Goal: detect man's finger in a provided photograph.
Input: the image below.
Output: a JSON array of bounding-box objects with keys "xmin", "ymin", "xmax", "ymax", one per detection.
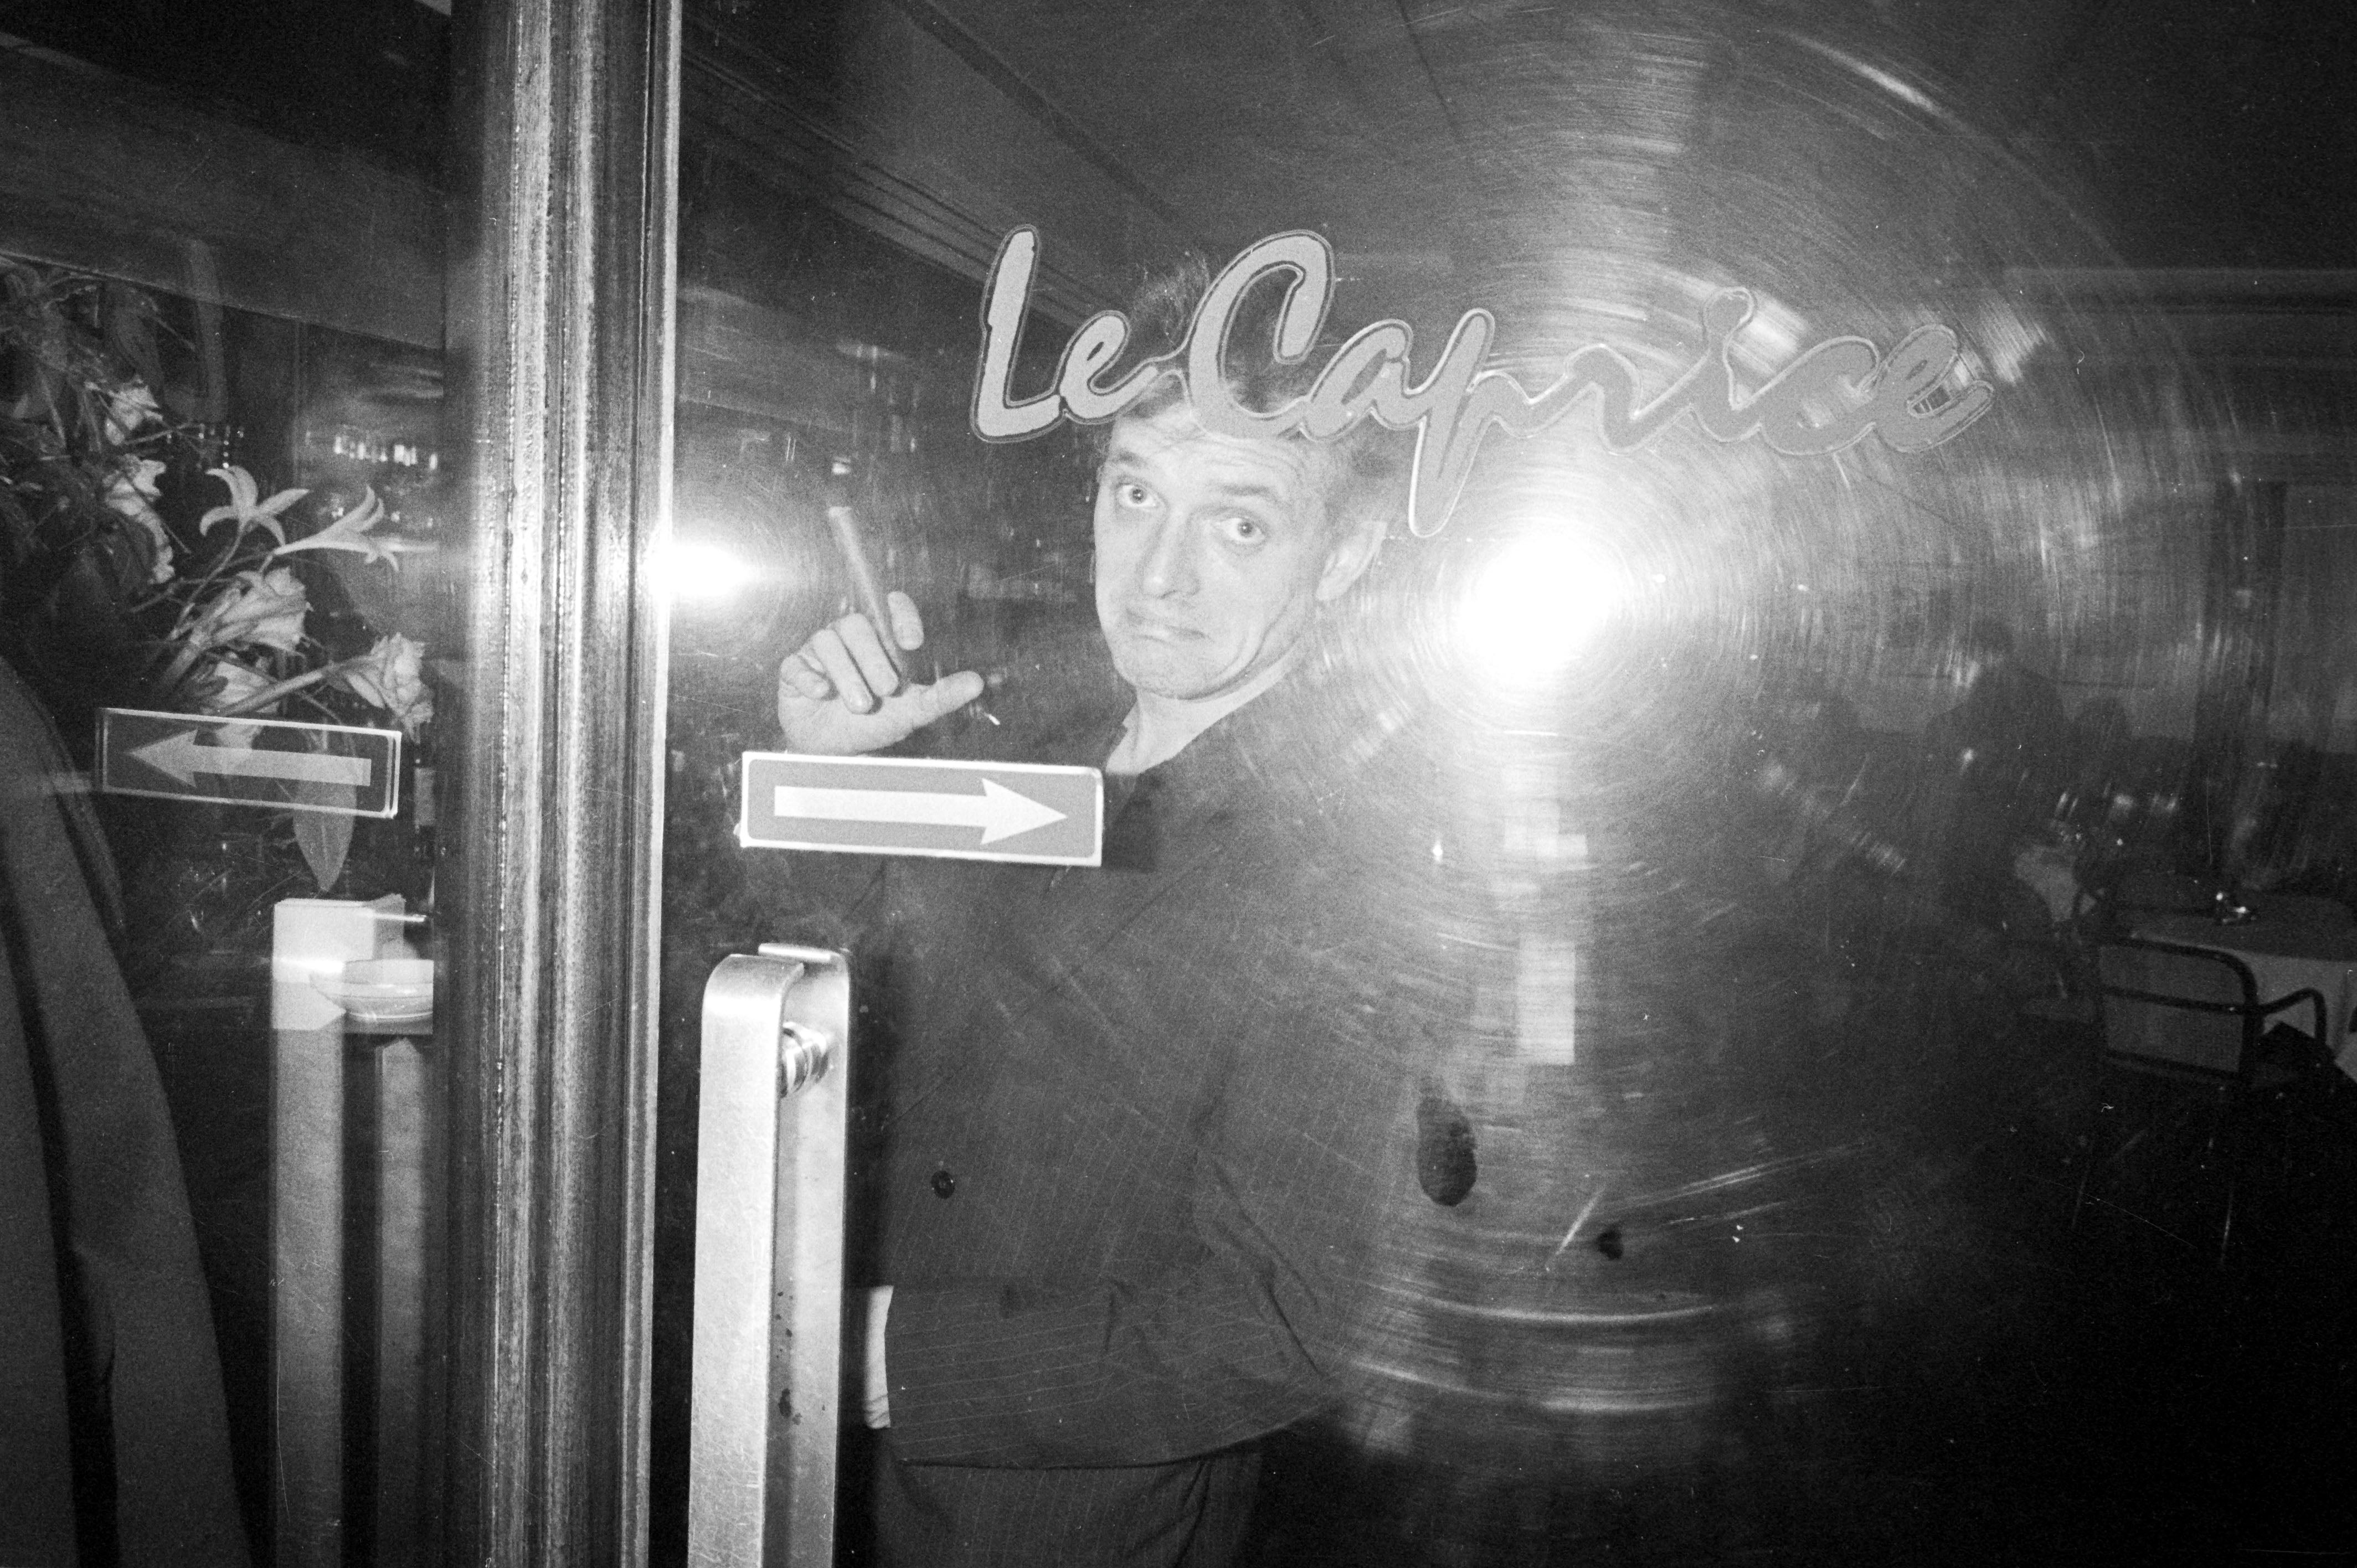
[
  {"xmin": 914, "ymin": 669, "xmax": 986, "ymax": 718},
  {"xmin": 805, "ymin": 626, "xmax": 877, "ymax": 713},
  {"xmin": 886, "ymin": 590, "xmax": 925, "ymax": 652},
  {"xmin": 835, "ymin": 612, "xmax": 904, "ymax": 698},
  {"xmin": 779, "ymin": 653, "xmax": 834, "ymax": 702}
]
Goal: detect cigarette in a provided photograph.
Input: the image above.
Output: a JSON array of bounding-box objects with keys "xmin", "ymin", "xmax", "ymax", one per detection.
[{"xmin": 824, "ymin": 502, "xmax": 904, "ymax": 684}]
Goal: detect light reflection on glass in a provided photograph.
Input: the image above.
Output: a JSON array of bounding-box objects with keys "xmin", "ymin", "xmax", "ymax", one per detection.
[
  {"xmin": 655, "ymin": 535, "xmax": 769, "ymax": 606},
  {"xmin": 1455, "ymin": 530, "xmax": 1628, "ymax": 684}
]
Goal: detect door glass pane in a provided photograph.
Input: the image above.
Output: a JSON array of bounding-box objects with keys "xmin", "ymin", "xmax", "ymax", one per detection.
[
  {"xmin": 2, "ymin": 9, "xmax": 451, "ymax": 1565},
  {"xmin": 656, "ymin": 3, "xmax": 2354, "ymax": 1565}
]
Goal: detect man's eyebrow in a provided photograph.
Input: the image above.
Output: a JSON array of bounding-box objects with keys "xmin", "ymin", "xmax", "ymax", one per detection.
[{"xmin": 1208, "ymin": 479, "xmax": 1289, "ymax": 507}]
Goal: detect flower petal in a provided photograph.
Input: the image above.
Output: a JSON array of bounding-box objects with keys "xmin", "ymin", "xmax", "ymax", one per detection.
[
  {"xmin": 207, "ymin": 465, "xmax": 259, "ymax": 513},
  {"xmin": 274, "ymin": 534, "xmax": 393, "ymax": 565}
]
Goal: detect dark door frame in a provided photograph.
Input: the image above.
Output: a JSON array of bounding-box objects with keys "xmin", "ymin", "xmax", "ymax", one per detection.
[{"xmin": 440, "ymin": 0, "xmax": 680, "ymax": 1560}]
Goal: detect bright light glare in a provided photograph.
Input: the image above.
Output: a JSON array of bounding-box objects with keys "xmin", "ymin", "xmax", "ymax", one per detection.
[
  {"xmin": 653, "ymin": 537, "xmax": 755, "ymax": 606},
  {"xmin": 1455, "ymin": 533, "xmax": 1625, "ymax": 684}
]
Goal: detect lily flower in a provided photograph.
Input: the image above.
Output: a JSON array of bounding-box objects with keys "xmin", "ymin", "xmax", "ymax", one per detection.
[
  {"xmin": 340, "ymin": 632, "xmax": 433, "ymax": 734},
  {"xmin": 197, "ymin": 658, "xmax": 277, "ymax": 716},
  {"xmin": 188, "ymin": 567, "xmax": 310, "ymax": 653},
  {"xmin": 102, "ymin": 456, "xmax": 174, "ymax": 583},
  {"xmin": 200, "ymin": 464, "xmax": 310, "ymax": 545},
  {"xmin": 269, "ymin": 487, "xmax": 418, "ymax": 567},
  {"xmin": 104, "ymin": 380, "xmax": 163, "ymax": 445}
]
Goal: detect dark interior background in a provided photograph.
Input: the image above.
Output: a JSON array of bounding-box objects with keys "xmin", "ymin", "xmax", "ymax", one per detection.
[{"xmin": 4, "ymin": 0, "xmax": 2353, "ymax": 1563}]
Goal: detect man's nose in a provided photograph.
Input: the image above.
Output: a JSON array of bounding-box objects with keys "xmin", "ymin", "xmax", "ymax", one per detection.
[{"xmin": 1136, "ymin": 515, "xmax": 1197, "ymax": 597}]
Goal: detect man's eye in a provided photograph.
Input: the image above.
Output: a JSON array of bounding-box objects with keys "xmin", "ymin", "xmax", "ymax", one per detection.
[
  {"xmin": 1216, "ymin": 514, "xmax": 1265, "ymax": 545},
  {"xmin": 1114, "ymin": 481, "xmax": 1154, "ymax": 509}
]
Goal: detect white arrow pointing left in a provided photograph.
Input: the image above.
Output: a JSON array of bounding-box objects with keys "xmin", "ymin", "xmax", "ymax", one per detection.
[
  {"xmin": 131, "ymin": 731, "xmax": 373, "ymax": 790},
  {"xmin": 773, "ymin": 777, "xmax": 1067, "ymax": 845}
]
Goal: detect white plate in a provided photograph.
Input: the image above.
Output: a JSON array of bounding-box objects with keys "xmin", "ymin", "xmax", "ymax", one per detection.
[{"xmin": 312, "ymin": 958, "xmax": 436, "ymax": 1024}]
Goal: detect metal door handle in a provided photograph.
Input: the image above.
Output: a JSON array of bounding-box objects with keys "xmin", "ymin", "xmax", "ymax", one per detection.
[{"xmin": 688, "ymin": 944, "xmax": 851, "ymax": 1567}]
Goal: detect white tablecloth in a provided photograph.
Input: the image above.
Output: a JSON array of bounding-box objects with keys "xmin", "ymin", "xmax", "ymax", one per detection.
[{"xmin": 2133, "ymin": 914, "xmax": 2357, "ymax": 1085}]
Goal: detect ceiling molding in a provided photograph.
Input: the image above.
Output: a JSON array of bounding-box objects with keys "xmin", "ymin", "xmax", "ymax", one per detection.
[
  {"xmin": 0, "ymin": 37, "xmax": 442, "ymax": 348},
  {"xmin": 878, "ymin": 0, "xmax": 1198, "ymax": 241},
  {"xmin": 685, "ymin": 4, "xmax": 1196, "ymax": 326}
]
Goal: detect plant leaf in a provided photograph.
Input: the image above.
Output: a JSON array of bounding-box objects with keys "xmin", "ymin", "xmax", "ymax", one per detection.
[
  {"xmin": 290, "ymin": 733, "xmax": 356, "ymax": 890},
  {"xmin": 291, "ymin": 806, "xmax": 353, "ymax": 893},
  {"xmin": 100, "ymin": 283, "xmax": 164, "ymax": 391}
]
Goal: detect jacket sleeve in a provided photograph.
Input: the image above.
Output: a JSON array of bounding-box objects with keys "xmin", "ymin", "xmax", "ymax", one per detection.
[
  {"xmin": 880, "ymin": 852, "xmax": 1455, "ymax": 1469},
  {"xmin": 0, "ymin": 659, "xmax": 251, "ymax": 1566}
]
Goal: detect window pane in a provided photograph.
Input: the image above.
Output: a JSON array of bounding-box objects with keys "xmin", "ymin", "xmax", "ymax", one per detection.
[
  {"xmin": 651, "ymin": 3, "xmax": 2355, "ymax": 1565},
  {"xmin": 1, "ymin": 11, "xmax": 453, "ymax": 1564}
]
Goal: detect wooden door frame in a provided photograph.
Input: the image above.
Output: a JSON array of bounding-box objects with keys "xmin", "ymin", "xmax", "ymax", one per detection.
[{"xmin": 440, "ymin": 0, "xmax": 680, "ymax": 1560}]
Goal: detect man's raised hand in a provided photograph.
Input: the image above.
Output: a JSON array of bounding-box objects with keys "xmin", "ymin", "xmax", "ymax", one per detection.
[{"xmin": 776, "ymin": 590, "xmax": 986, "ymax": 755}]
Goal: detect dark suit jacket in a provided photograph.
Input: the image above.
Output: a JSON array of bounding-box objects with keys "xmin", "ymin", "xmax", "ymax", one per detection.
[
  {"xmin": 845, "ymin": 668, "xmax": 1465, "ymax": 1566},
  {"xmin": 0, "ymin": 658, "xmax": 249, "ymax": 1567}
]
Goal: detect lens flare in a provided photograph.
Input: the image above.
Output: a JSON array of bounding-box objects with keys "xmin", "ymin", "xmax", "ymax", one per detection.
[
  {"xmin": 653, "ymin": 537, "xmax": 758, "ymax": 606},
  {"xmin": 1454, "ymin": 532, "xmax": 1628, "ymax": 684}
]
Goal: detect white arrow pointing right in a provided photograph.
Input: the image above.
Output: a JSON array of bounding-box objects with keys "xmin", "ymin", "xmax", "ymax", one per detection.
[{"xmin": 773, "ymin": 777, "xmax": 1067, "ymax": 845}]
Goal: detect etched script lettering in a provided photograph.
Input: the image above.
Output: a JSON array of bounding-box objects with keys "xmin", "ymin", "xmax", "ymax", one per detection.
[{"xmin": 971, "ymin": 226, "xmax": 1994, "ymax": 537}]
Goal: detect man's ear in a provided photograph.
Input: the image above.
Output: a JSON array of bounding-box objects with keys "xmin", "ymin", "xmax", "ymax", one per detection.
[{"xmin": 1315, "ymin": 512, "xmax": 1388, "ymax": 602}]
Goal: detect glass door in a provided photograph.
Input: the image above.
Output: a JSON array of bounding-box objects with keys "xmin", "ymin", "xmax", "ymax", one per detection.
[
  {"xmin": 649, "ymin": 2, "xmax": 2355, "ymax": 1565},
  {"xmin": 1, "ymin": 1, "xmax": 679, "ymax": 1563},
  {"xmin": 8, "ymin": 1, "xmax": 2349, "ymax": 1564},
  {"xmin": 0, "ymin": 8, "xmax": 458, "ymax": 1565}
]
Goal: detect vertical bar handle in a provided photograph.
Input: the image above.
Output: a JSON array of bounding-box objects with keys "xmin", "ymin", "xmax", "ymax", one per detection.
[{"xmin": 688, "ymin": 946, "xmax": 851, "ymax": 1566}]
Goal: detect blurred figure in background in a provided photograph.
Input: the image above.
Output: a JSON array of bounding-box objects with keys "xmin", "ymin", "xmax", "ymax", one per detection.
[
  {"xmin": 2060, "ymin": 696, "xmax": 2133, "ymax": 837},
  {"xmin": 1926, "ymin": 617, "xmax": 2067, "ymax": 933}
]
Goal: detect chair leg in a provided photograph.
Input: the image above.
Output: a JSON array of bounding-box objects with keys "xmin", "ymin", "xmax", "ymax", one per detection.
[
  {"xmin": 2212, "ymin": 1084, "xmax": 2254, "ymax": 1271},
  {"xmin": 2073, "ymin": 1059, "xmax": 2250, "ymax": 1268},
  {"xmin": 2215, "ymin": 1168, "xmax": 2238, "ymax": 1270},
  {"xmin": 2070, "ymin": 1060, "xmax": 2114, "ymax": 1237}
]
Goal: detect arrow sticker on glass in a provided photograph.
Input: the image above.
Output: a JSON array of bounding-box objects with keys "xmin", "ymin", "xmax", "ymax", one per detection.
[
  {"xmin": 98, "ymin": 708, "xmax": 404, "ymax": 817},
  {"xmin": 739, "ymin": 752, "xmax": 1102, "ymax": 865}
]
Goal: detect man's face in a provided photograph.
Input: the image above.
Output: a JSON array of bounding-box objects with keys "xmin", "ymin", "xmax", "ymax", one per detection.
[{"xmin": 1092, "ymin": 404, "xmax": 1371, "ymax": 703}]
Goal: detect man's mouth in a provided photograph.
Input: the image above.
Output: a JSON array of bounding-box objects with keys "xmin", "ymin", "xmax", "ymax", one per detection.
[{"xmin": 1121, "ymin": 610, "xmax": 1199, "ymax": 643}]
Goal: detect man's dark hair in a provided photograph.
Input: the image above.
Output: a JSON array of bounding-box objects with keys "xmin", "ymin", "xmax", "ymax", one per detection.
[{"xmin": 1093, "ymin": 255, "xmax": 1409, "ymax": 538}]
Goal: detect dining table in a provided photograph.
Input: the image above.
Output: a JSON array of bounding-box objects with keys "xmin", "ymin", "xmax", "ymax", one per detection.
[{"xmin": 2130, "ymin": 907, "xmax": 2357, "ymax": 1086}]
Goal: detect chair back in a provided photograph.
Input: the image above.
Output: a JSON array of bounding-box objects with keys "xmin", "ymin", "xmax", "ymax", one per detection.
[
  {"xmin": 2094, "ymin": 940, "xmax": 2261, "ymax": 1079},
  {"xmin": 2242, "ymin": 893, "xmax": 2356, "ymax": 930}
]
